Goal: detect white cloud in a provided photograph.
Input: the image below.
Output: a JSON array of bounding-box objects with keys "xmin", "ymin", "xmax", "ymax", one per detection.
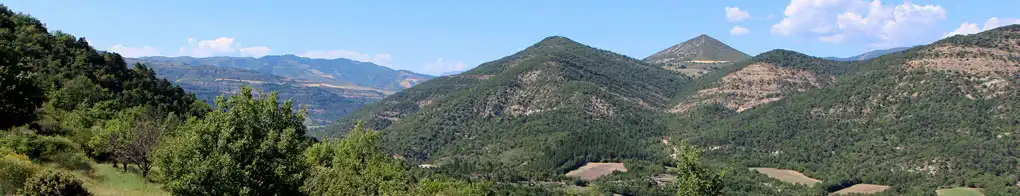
[
  {"xmin": 180, "ymin": 37, "xmax": 239, "ymax": 57},
  {"xmin": 730, "ymin": 26, "xmax": 750, "ymax": 36},
  {"xmin": 239, "ymin": 46, "xmax": 272, "ymax": 57},
  {"xmin": 944, "ymin": 17, "xmax": 1020, "ymax": 38},
  {"xmin": 109, "ymin": 44, "xmax": 161, "ymax": 57},
  {"xmin": 771, "ymin": 0, "xmax": 946, "ymax": 47},
  {"xmin": 725, "ymin": 7, "xmax": 751, "ymax": 22},
  {"xmin": 299, "ymin": 50, "xmax": 394, "ymax": 67},
  {"xmin": 424, "ymin": 57, "xmax": 466, "ymax": 75}
]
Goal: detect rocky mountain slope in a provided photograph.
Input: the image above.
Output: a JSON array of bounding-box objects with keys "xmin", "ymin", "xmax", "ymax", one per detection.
[
  {"xmin": 669, "ymin": 25, "xmax": 1020, "ymax": 194},
  {"xmin": 128, "ymin": 60, "xmax": 386, "ymax": 125}
]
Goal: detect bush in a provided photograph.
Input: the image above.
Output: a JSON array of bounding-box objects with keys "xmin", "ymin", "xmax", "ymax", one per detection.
[
  {"xmin": 28, "ymin": 136, "xmax": 81, "ymax": 159},
  {"xmin": 0, "ymin": 154, "xmax": 40, "ymax": 195},
  {"xmin": 17, "ymin": 170, "xmax": 91, "ymax": 196}
]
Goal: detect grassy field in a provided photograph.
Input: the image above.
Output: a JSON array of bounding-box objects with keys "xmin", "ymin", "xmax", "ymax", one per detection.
[
  {"xmin": 565, "ymin": 162, "xmax": 627, "ymax": 181},
  {"xmin": 749, "ymin": 167, "xmax": 821, "ymax": 186},
  {"xmin": 936, "ymin": 188, "xmax": 984, "ymax": 196},
  {"xmin": 830, "ymin": 184, "xmax": 891, "ymax": 195},
  {"xmin": 74, "ymin": 164, "xmax": 169, "ymax": 196}
]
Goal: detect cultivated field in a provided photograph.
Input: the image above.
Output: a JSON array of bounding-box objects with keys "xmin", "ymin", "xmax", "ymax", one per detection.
[
  {"xmin": 830, "ymin": 184, "xmax": 891, "ymax": 195},
  {"xmin": 749, "ymin": 167, "xmax": 821, "ymax": 186},
  {"xmin": 936, "ymin": 188, "xmax": 984, "ymax": 196},
  {"xmin": 565, "ymin": 162, "xmax": 627, "ymax": 181}
]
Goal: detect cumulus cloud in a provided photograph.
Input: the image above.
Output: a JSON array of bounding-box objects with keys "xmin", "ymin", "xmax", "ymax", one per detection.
[
  {"xmin": 726, "ymin": 7, "xmax": 751, "ymax": 22},
  {"xmin": 109, "ymin": 44, "xmax": 161, "ymax": 57},
  {"xmin": 239, "ymin": 46, "xmax": 272, "ymax": 57},
  {"xmin": 180, "ymin": 37, "xmax": 240, "ymax": 57},
  {"xmin": 299, "ymin": 50, "xmax": 394, "ymax": 67},
  {"xmin": 730, "ymin": 26, "xmax": 750, "ymax": 36},
  {"xmin": 771, "ymin": 0, "xmax": 946, "ymax": 47},
  {"xmin": 424, "ymin": 57, "xmax": 467, "ymax": 75},
  {"xmin": 944, "ymin": 17, "xmax": 1020, "ymax": 38}
]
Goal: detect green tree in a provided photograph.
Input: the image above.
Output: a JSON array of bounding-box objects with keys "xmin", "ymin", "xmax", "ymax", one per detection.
[
  {"xmin": 0, "ymin": 42, "xmax": 43, "ymax": 129},
  {"xmin": 674, "ymin": 141, "xmax": 725, "ymax": 196},
  {"xmin": 302, "ymin": 122, "xmax": 410, "ymax": 196},
  {"xmin": 154, "ymin": 86, "xmax": 309, "ymax": 195}
]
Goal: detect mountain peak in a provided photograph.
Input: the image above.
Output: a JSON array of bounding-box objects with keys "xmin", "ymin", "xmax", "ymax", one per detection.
[
  {"xmin": 644, "ymin": 34, "xmax": 750, "ymax": 64},
  {"xmin": 533, "ymin": 36, "xmax": 580, "ymax": 47}
]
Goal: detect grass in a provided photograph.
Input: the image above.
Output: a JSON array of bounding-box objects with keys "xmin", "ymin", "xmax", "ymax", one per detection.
[
  {"xmin": 565, "ymin": 162, "xmax": 628, "ymax": 181},
  {"xmin": 749, "ymin": 167, "xmax": 821, "ymax": 186},
  {"xmin": 74, "ymin": 163, "xmax": 169, "ymax": 196},
  {"xmin": 830, "ymin": 184, "xmax": 891, "ymax": 195},
  {"xmin": 936, "ymin": 188, "xmax": 984, "ymax": 196}
]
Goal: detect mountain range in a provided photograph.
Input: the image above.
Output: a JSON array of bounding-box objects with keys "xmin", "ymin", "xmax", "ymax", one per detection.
[
  {"xmin": 133, "ymin": 55, "xmax": 433, "ymax": 92},
  {"xmin": 323, "ymin": 26, "xmax": 1020, "ymax": 194},
  {"xmin": 128, "ymin": 55, "xmax": 434, "ymax": 125},
  {"xmin": 824, "ymin": 46, "xmax": 913, "ymax": 61}
]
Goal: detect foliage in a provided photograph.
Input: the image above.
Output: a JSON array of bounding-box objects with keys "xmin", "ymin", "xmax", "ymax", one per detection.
[
  {"xmin": 0, "ymin": 153, "xmax": 39, "ymax": 195},
  {"xmin": 673, "ymin": 142, "xmax": 725, "ymax": 196},
  {"xmin": 17, "ymin": 170, "xmax": 90, "ymax": 196},
  {"xmin": 302, "ymin": 122, "xmax": 411, "ymax": 195},
  {"xmin": 154, "ymin": 86, "xmax": 310, "ymax": 195}
]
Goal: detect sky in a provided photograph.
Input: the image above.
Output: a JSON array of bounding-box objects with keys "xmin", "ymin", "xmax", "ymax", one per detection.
[{"xmin": 5, "ymin": 0, "xmax": 1019, "ymax": 75}]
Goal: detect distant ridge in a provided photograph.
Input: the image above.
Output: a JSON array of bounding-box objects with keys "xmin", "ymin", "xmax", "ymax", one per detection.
[{"xmin": 824, "ymin": 46, "xmax": 913, "ymax": 61}]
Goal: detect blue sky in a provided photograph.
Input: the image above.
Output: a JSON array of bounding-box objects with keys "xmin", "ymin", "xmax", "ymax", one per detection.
[{"xmin": 5, "ymin": 0, "xmax": 1018, "ymax": 75}]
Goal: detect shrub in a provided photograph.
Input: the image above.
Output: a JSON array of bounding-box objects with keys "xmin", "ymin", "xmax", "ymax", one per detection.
[
  {"xmin": 17, "ymin": 170, "xmax": 91, "ymax": 196},
  {"xmin": 0, "ymin": 155, "xmax": 40, "ymax": 195},
  {"xmin": 28, "ymin": 136, "xmax": 81, "ymax": 159}
]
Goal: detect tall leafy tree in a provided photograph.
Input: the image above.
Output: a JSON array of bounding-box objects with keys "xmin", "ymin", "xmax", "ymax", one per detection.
[
  {"xmin": 0, "ymin": 40, "xmax": 43, "ymax": 129},
  {"xmin": 302, "ymin": 122, "xmax": 410, "ymax": 196},
  {"xmin": 154, "ymin": 86, "xmax": 309, "ymax": 195},
  {"xmin": 674, "ymin": 142, "xmax": 725, "ymax": 196}
]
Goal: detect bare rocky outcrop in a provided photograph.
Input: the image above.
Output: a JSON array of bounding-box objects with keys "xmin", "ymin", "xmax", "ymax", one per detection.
[{"xmin": 671, "ymin": 63, "xmax": 826, "ymax": 113}]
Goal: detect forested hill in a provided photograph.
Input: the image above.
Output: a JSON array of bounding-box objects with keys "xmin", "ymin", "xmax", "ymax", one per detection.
[
  {"xmin": 323, "ymin": 36, "xmax": 692, "ymax": 176},
  {"xmin": 132, "ymin": 55, "xmax": 434, "ymax": 91},
  {"xmin": 0, "ymin": 7, "xmax": 203, "ymax": 130},
  {"xmin": 669, "ymin": 24, "xmax": 1020, "ymax": 194}
]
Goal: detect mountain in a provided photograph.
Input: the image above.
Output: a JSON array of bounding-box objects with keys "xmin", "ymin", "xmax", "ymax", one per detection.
[
  {"xmin": 132, "ymin": 55, "xmax": 434, "ymax": 91},
  {"xmin": 322, "ymin": 26, "xmax": 1020, "ymax": 195},
  {"xmin": 126, "ymin": 59, "xmax": 386, "ymax": 125},
  {"xmin": 824, "ymin": 46, "xmax": 913, "ymax": 61},
  {"xmin": 644, "ymin": 34, "xmax": 751, "ymax": 77},
  {"xmin": 667, "ymin": 25, "xmax": 1020, "ymax": 194},
  {"xmin": 323, "ymin": 36, "xmax": 692, "ymax": 176},
  {"xmin": 644, "ymin": 34, "xmax": 751, "ymax": 64}
]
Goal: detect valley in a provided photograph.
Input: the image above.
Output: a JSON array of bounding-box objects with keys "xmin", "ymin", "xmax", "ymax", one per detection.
[{"xmin": 2, "ymin": 2, "xmax": 1019, "ymax": 196}]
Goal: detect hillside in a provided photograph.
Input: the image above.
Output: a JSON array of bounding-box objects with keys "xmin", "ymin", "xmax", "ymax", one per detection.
[
  {"xmin": 132, "ymin": 55, "xmax": 433, "ymax": 91},
  {"xmin": 669, "ymin": 25, "xmax": 1020, "ymax": 194},
  {"xmin": 126, "ymin": 60, "xmax": 386, "ymax": 125},
  {"xmin": 324, "ymin": 36, "xmax": 692, "ymax": 177},
  {"xmin": 644, "ymin": 34, "xmax": 751, "ymax": 77}
]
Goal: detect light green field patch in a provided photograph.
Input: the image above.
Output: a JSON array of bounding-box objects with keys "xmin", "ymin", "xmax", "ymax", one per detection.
[
  {"xmin": 79, "ymin": 164, "xmax": 169, "ymax": 196},
  {"xmin": 936, "ymin": 188, "xmax": 984, "ymax": 196},
  {"xmin": 749, "ymin": 167, "xmax": 821, "ymax": 186}
]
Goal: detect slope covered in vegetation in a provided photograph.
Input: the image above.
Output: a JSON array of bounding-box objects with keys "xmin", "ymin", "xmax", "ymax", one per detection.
[
  {"xmin": 669, "ymin": 25, "xmax": 1020, "ymax": 195},
  {"xmin": 326, "ymin": 36, "xmax": 693, "ymax": 178}
]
